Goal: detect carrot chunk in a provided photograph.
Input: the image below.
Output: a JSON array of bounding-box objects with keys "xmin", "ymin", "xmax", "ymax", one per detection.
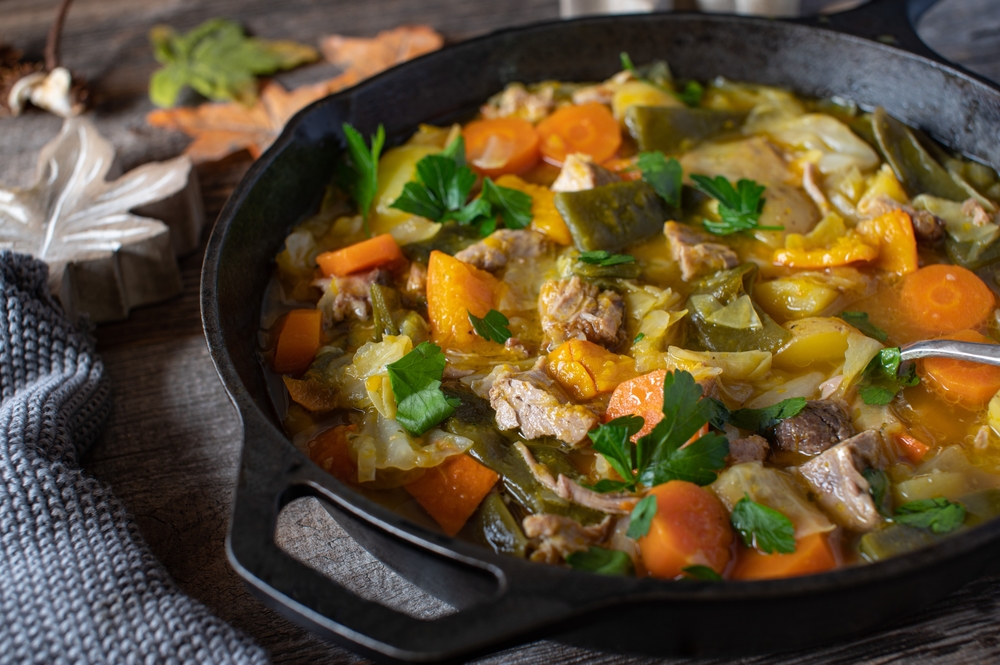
[
  {"xmin": 426, "ymin": 250, "xmax": 504, "ymax": 350},
  {"xmin": 404, "ymin": 454, "xmax": 499, "ymax": 536},
  {"xmin": 899, "ymin": 264, "xmax": 995, "ymax": 335},
  {"xmin": 637, "ymin": 481, "xmax": 733, "ymax": 579},
  {"xmin": 731, "ymin": 533, "xmax": 837, "ymax": 580},
  {"xmin": 894, "ymin": 431, "xmax": 931, "ymax": 464},
  {"xmin": 535, "ymin": 102, "xmax": 621, "ymax": 166},
  {"xmin": 307, "ymin": 425, "xmax": 357, "ymax": 484},
  {"xmin": 316, "ymin": 233, "xmax": 403, "ymax": 277},
  {"xmin": 273, "ymin": 309, "xmax": 322, "ymax": 374},
  {"xmin": 463, "ymin": 117, "xmax": 540, "ymax": 177},
  {"xmin": 920, "ymin": 329, "xmax": 1000, "ymax": 409},
  {"xmin": 606, "ymin": 369, "xmax": 668, "ymax": 439}
]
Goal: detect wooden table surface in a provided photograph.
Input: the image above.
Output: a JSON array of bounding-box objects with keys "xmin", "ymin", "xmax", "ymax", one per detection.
[{"xmin": 4, "ymin": 0, "xmax": 1000, "ymax": 662}]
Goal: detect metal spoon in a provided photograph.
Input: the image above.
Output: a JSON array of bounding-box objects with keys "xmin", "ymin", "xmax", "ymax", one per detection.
[{"xmin": 899, "ymin": 340, "xmax": 1000, "ymax": 366}]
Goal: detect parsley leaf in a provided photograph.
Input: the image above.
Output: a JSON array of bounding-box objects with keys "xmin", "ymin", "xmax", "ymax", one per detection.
[
  {"xmin": 681, "ymin": 565, "xmax": 722, "ymax": 581},
  {"xmin": 895, "ymin": 497, "xmax": 966, "ymax": 534},
  {"xmin": 637, "ymin": 151, "xmax": 683, "ymax": 208},
  {"xmin": 342, "ymin": 123, "xmax": 386, "ymax": 237},
  {"xmin": 626, "ymin": 495, "xmax": 658, "ymax": 539},
  {"xmin": 566, "ymin": 547, "xmax": 635, "ymax": 576},
  {"xmin": 386, "ymin": 342, "xmax": 461, "ymax": 436},
  {"xmin": 148, "ymin": 19, "xmax": 318, "ymax": 107},
  {"xmin": 730, "ymin": 494, "xmax": 796, "ymax": 554},
  {"xmin": 578, "ymin": 250, "xmax": 636, "ymax": 267},
  {"xmin": 858, "ymin": 347, "xmax": 919, "ymax": 406},
  {"xmin": 839, "ymin": 311, "xmax": 888, "ymax": 343},
  {"xmin": 716, "ymin": 397, "xmax": 808, "ymax": 435},
  {"xmin": 588, "ymin": 415, "xmax": 644, "ymax": 492},
  {"xmin": 863, "ymin": 467, "xmax": 892, "ymax": 517},
  {"xmin": 468, "ymin": 309, "xmax": 512, "ymax": 344},
  {"xmin": 481, "ymin": 177, "xmax": 533, "ymax": 230},
  {"xmin": 674, "ymin": 80, "xmax": 705, "ymax": 108},
  {"xmin": 620, "ymin": 51, "xmax": 639, "ymax": 76},
  {"xmin": 638, "ymin": 371, "xmax": 729, "ymax": 487},
  {"xmin": 691, "ymin": 175, "xmax": 780, "ymax": 236}
]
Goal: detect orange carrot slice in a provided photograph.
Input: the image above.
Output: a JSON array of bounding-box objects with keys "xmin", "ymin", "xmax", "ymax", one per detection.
[
  {"xmin": 463, "ymin": 117, "xmax": 540, "ymax": 177},
  {"xmin": 273, "ymin": 309, "xmax": 322, "ymax": 374},
  {"xmin": 316, "ymin": 233, "xmax": 403, "ymax": 277},
  {"xmin": 920, "ymin": 329, "xmax": 1000, "ymax": 408},
  {"xmin": 404, "ymin": 454, "xmax": 499, "ymax": 536},
  {"xmin": 899, "ymin": 264, "xmax": 995, "ymax": 335},
  {"xmin": 536, "ymin": 102, "xmax": 621, "ymax": 166},
  {"xmin": 731, "ymin": 533, "xmax": 837, "ymax": 580},
  {"xmin": 307, "ymin": 425, "xmax": 357, "ymax": 484}
]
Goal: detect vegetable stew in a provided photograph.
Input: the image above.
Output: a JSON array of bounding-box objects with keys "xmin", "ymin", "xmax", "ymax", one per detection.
[{"xmin": 260, "ymin": 58, "xmax": 1000, "ymax": 581}]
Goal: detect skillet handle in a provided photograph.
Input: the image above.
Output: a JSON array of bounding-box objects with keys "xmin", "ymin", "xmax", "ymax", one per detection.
[
  {"xmin": 227, "ymin": 407, "xmax": 587, "ymax": 663},
  {"xmin": 796, "ymin": 0, "xmax": 943, "ymax": 63}
]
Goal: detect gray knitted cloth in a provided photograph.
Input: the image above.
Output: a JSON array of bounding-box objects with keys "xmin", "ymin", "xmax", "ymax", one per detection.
[{"xmin": 0, "ymin": 253, "xmax": 267, "ymax": 664}]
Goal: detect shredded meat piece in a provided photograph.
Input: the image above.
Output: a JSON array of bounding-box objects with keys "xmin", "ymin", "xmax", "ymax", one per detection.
[
  {"xmin": 570, "ymin": 70, "xmax": 633, "ymax": 106},
  {"xmin": 403, "ymin": 261, "xmax": 427, "ymax": 298},
  {"xmin": 772, "ymin": 400, "xmax": 855, "ymax": 456},
  {"xmin": 858, "ymin": 195, "xmax": 946, "ymax": 246},
  {"xmin": 538, "ymin": 276, "xmax": 625, "ymax": 350},
  {"xmin": 516, "ymin": 443, "xmax": 637, "ymax": 514},
  {"xmin": 480, "ymin": 82, "xmax": 554, "ymax": 122},
  {"xmin": 318, "ymin": 268, "xmax": 391, "ymax": 322},
  {"xmin": 726, "ymin": 434, "xmax": 770, "ymax": 465},
  {"xmin": 963, "ymin": 197, "xmax": 995, "ymax": 227},
  {"xmin": 796, "ymin": 429, "xmax": 884, "ymax": 532},
  {"xmin": 487, "ymin": 358, "xmax": 598, "ymax": 445},
  {"xmin": 551, "ymin": 153, "xmax": 620, "ymax": 193},
  {"xmin": 663, "ymin": 221, "xmax": 739, "ymax": 281},
  {"xmin": 523, "ymin": 514, "xmax": 612, "ymax": 564},
  {"xmin": 454, "ymin": 229, "xmax": 551, "ymax": 272}
]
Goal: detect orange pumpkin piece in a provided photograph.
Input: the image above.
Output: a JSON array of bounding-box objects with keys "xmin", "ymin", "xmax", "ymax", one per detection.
[
  {"xmin": 426, "ymin": 250, "xmax": 505, "ymax": 350},
  {"xmin": 494, "ymin": 174, "xmax": 573, "ymax": 245},
  {"xmin": 731, "ymin": 533, "xmax": 837, "ymax": 580},
  {"xmin": 307, "ymin": 425, "xmax": 357, "ymax": 484},
  {"xmin": 404, "ymin": 454, "xmax": 499, "ymax": 536},
  {"xmin": 920, "ymin": 329, "xmax": 1000, "ymax": 409},
  {"xmin": 637, "ymin": 481, "xmax": 733, "ymax": 579},
  {"xmin": 273, "ymin": 309, "xmax": 322, "ymax": 374},
  {"xmin": 855, "ymin": 208, "xmax": 918, "ymax": 275},
  {"xmin": 316, "ymin": 233, "xmax": 403, "ymax": 277},
  {"xmin": 548, "ymin": 339, "xmax": 637, "ymax": 400}
]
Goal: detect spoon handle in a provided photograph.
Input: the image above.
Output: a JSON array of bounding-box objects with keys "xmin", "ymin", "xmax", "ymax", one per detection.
[{"xmin": 899, "ymin": 340, "xmax": 1000, "ymax": 366}]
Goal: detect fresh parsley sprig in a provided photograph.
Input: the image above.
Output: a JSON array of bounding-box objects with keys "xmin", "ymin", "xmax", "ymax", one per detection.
[
  {"xmin": 389, "ymin": 136, "xmax": 532, "ymax": 236},
  {"xmin": 894, "ymin": 497, "xmax": 966, "ymax": 534},
  {"xmin": 578, "ymin": 250, "xmax": 635, "ymax": 267},
  {"xmin": 619, "ymin": 52, "xmax": 703, "ymax": 108},
  {"xmin": 710, "ymin": 397, "xmax": 807, "ymax": 435},
  {"xmin": 342, "ymin": 123, "xmax": 386, "ymax": 237},
  {"xmin": 626, "ymin": 495, "xmax": 658, "ymax": 539},
  {"xmin": 858, "ymin": 347, "xmax": 919, "ymax": 406},
  {"xmin": 730, "ymin": 494, "xmax": 796, "ymax": 554},
  {"xmin": 637, "ymin": 151, "xmax": 683, "ymax": 208},
  {"xmin": 691, "ymin": 174, "xmax": 779, "ymax": 236},
  {"xmin": 566, "ymin": 546, "xmax": 635, "ymax": 576},
  {"xmin": 863, "ymin": 468, "xmax": 892, "ymax": 517},
  {"xmin": 681, "ymin": 565, "xmax": 722, "ymax": 581},
  {"xmin": 468, "ymin": 309, "xmax": 512, "ymax": 344},
  {"xmin": 386, "ymin": 342, "xmax": 461, "ymax": 436},
  {"xmin": 588, "ymin": 371, "xmax": 729, "ymax": 494},
  {"xmin": 839, "ymin": 311, "xmax": 888, "ymax": 343}
]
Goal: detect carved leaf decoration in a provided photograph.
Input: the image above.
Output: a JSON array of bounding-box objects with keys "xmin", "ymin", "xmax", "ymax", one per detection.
[
  {"xmin": 0, "ymin": 116, "xmax": 192, "ymax": 319},
  {"xmin": 146, "ymin": 25, "xmax": 443, "ymax": 165}
]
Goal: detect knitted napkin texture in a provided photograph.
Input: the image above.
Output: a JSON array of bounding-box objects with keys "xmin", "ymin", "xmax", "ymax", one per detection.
[{"xmin": 0, "ymin": 253, "xmax": 267, "ymax": 664}]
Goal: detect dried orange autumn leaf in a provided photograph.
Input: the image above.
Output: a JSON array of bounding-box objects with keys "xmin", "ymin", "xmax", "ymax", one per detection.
[{"xmin": 146, "ymin": 25, "xmax": 443, "ymax": 164}]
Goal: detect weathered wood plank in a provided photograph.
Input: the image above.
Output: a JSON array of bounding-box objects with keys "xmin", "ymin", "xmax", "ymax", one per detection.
[{"xmin": 3, "ymin": 0, "xmax": 1000, "ymax": 663}]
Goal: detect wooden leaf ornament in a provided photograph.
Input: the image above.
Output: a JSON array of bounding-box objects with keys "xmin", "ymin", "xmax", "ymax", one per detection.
[
  {"xmin": 0, "ymin": 116, "xmax": 204, "ymax": 322},
  {"xmin": 320, "ymin": 25, "xmax": 444, "ymax": 78}
]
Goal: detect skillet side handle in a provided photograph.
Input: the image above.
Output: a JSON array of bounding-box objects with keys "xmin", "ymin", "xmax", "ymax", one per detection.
[
  {"xmin": 797, "ymin": 0, "xmax": 943, "ymax": 63},
  {"xmin": 226, "ymin": 407, "xmax": 584, "ymax": 663}
]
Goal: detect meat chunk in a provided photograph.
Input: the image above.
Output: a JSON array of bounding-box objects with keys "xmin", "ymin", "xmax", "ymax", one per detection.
[
  {"xmin": 523, "ymin": 514, "xmax": 612, "ymax": 564},
  {"xmin": 858, "ymin": 195, "xmax": 946, "ymax": 246},
  {"xmin": 796, "ymin": 430, "xmax": 884, "ymax": 532},
  {"xmin": 664, "ymin": 221, "xmax": 739, "ymax": 281},
  {"xmin": 516, "ymin": 443, "xmax": 637, "ymax": 514},
  {"xmin": 403, "ymin": 261, "xmax": 427, "ymax": 299},
  {"xmin": 454, "ymin": 228, "xmax": 551, "ymax": 272},
  {"xmin": 772, "ymin": 400, "xmax": 854, "ymax": 456},
  {"xmin": 487, "ymin": 358, "xmax": 598, "ymax": 445},
  {"xmin": 538, "ymin": 276, "xmax": 625, "ymax": 350},
  {"xmin": 551, "ymin": 153, "xmax": 620, "ymax": 193},
  {"xmin": 726, "ymin": 434, "xmax": 770, "ymax": 465},
  {"xmin": 317, "ymin": 268, "xmax": 391, "ymax": 322},
  {"xmin": 480, "ymin": 82, "xmax": 554, "ymax": 123}
]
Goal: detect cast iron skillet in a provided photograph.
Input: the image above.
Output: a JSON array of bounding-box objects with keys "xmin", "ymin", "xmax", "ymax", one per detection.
[{"xmin": 202, "ymin": 0, "xmax": 1000, "ymax": 661}]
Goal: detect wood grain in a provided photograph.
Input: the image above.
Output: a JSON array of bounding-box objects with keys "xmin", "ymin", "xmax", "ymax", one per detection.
[{"xmin": 2, "ymin": 0, "xmax": 1000, "ymax": 662}]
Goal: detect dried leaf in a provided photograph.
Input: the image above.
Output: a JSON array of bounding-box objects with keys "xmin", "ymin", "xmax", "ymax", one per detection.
[
  {"xmin": 320, "ymin": 25, "xmax": 444, "ymax": 78},
  {"xmin": 149, "ymin": 18, "xmax": 319, "ymax": 108},
  {"xmin": 0, "ymin": 45, "xmax": 43, "ymax": 117},
  {"xmin": 146, "ymin": 25, "xmax": 443, "ymax": 165},
  {"xmin": 0, "ymin": 116, "xmax": 195, "ymax": 320}
]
